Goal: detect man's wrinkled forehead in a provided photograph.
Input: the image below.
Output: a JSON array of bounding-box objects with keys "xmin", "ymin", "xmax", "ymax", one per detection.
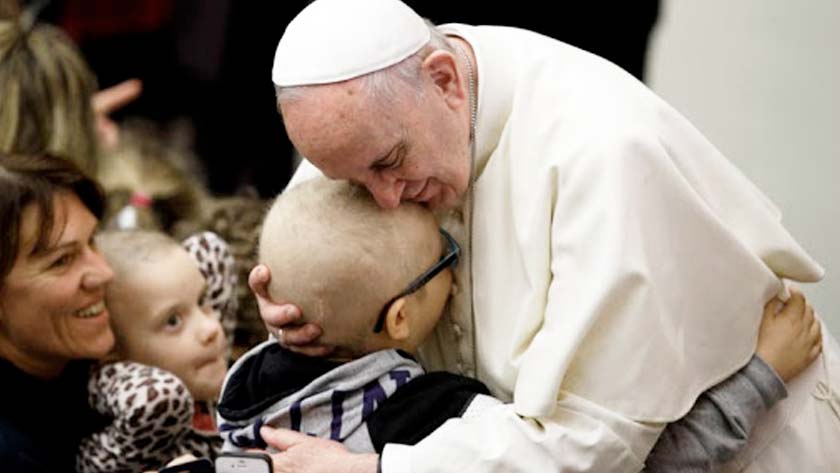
[
  {"xmin": 280, "ymin": 85, "xmax": 358, "ymax": 148},
  {"xmin": 281, "ymin": 88, "xmax": 398, "ymax": 177}
]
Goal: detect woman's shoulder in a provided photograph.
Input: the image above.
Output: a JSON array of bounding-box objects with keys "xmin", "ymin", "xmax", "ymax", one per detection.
[{"xmin": 0, "ymin": 358, "xmax": 102, "ymax": 471}]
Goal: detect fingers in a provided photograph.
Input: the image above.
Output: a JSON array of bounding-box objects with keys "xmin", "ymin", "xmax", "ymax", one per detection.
[
  {"xmin": 260, "ymin": 426, "xmax": 310, "ymax": 451},
  {"xmin": 808, "ymin": 312, "xmax": 822, "ymax": 343},
  {"xmin": 284, "ymin": 340, "xmax": 334, "ymax": 357},
  {"xmin": 281, "ymin": 323, "xmax": 322, "ymax": 345},
  {"xmin": 92, "ymin": 78, "xmax": 143, "ymax": 115},
  {"xmin": 249, "ymin": 264, "xmax": 272, "ymax": 299},
  {"xmin": 277, "ymin": 324, "xmax": 332, "ymax": 356},
  {"xmin": 763, "ymin": 297, "xmax": 784, "ymax": 318},
  {"xmin": 262, "ymin": 304, "xmax": 304, "ymax": 329},
  {"xmin": 810, "ymin": 339, "xmax": 824, "ymax": 361},
  {"xmin": 807, "ymin": 310, "xmax": 823, "ymax": 361},
  {"xmin": 777, "ymin": 290, "xmax": 806, "ymax": 319},
  {"xmin": 248, "ymin": 265, "xmax": 303, "ymax": 327},
  {"xmin": 802, "ymin": 302, "xmax": 815, "ymax": 326},
  {"xmin": 248, "ymin": 264, "xmax": 330, "ymax": 353}
]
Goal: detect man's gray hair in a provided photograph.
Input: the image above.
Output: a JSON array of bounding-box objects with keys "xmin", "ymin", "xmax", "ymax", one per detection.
[{"xmin": 275, "ymin": 21, "xmax": 453, "ymax": 106}]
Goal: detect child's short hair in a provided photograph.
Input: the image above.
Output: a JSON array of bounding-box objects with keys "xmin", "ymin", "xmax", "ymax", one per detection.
[
  {"xmin": 259, "ymin": 177, "xmax": 440, "ymax": 352},
  {"xmin": 96, "ymin": 230, "xmax": 187, "ymax": 355},
  {"xmin": 97, "ymin": 230, "xmax": 183, "ymax": 277}
]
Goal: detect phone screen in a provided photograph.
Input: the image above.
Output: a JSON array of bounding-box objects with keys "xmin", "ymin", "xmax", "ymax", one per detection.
[{"xmin": 215, "ymin": 452, "xmax": 273, "ymax": 473}]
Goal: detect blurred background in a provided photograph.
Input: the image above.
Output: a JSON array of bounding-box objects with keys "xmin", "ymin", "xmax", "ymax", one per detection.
[
  {"xmin": 30, "ymin": 0, "xmax": 838, "ymax": 336},
  {"xmin": 649, "ymin": 0, "xmax": 839, "ymax": 336}
]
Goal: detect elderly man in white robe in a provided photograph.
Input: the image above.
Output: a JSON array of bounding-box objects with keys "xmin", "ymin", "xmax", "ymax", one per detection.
[{"xmin": 247, "ymin": 0, "xmax": 840, "ymax": 471}]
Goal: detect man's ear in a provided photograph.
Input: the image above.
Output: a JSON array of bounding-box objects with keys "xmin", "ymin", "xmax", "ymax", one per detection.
[
  {"xmin": 421, "ymin": 50, "xmax": 466, "ymax": 109},
  {"xmin": 384, "ymin": 297, "xmax": 411, "ymax": 341}
]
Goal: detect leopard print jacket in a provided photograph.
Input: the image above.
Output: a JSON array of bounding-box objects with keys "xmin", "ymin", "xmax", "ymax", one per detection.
[
  {"xmin": 182, "ymin": 231, "xmax": 239, "ymax": 349},
  {"xmin": 76, "ymin": 362, "xmax": 221, "ymax": 473}
]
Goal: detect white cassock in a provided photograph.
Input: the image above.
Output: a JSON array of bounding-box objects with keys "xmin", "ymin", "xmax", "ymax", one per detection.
[{"xmin": 288, "ymin": 23, "xmax": 840, "ymax": 473}]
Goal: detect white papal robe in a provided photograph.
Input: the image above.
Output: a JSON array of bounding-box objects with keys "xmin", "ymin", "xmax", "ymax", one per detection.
[{"xmin": 289, "ymin": 23, "xmax": 839, "ymax": 473}]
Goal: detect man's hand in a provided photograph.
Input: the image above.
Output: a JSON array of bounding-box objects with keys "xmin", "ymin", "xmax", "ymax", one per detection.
[
  {"xmin": 249, "ymin": 264, "xmax": 333, "ymax": 356},
  {"xmin": 756, "ymin": 289, "xmax": 822, "ymax": 383},
  {"xmin": 260, "ymin": 426, "xmax": 378, "ymax": 473}
]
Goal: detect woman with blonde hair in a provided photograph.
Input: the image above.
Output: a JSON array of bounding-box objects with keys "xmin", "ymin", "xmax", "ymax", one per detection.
[{"xmin": 0, "ymin": 0, "xmax": 99, "ymax": 175}]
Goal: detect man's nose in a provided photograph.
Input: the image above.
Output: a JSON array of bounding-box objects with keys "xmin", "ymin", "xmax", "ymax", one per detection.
[{"xmin": 369, "ymin": 179, "xmax": 405, "ymax": 209}]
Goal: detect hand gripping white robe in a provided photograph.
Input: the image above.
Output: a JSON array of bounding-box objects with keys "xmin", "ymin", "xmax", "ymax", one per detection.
[{"xmin": 289, "ymin": 23, "xmax": 839, "ymax": 473}]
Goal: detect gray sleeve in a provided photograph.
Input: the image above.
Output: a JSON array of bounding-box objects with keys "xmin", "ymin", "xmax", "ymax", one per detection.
[{"xmin": 644, "ymin": 355, "xmax": 787, "ymax": 473}]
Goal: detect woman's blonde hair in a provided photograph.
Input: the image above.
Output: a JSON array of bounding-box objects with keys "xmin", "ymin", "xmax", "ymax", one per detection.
[{"xmin": 0, "ymin": 1, "xmax": 99, "ymax": 175}]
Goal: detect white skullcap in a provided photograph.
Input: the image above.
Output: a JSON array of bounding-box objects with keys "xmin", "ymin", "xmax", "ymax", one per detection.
[{"xmin": 272, "ymin": 0, "xmax": 431, "ymax": 87}]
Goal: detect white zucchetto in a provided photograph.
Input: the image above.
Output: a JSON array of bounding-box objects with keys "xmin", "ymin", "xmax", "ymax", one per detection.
[{"xmin": 272, "ymin": 0, "xmax": 430, "ymax": 87}]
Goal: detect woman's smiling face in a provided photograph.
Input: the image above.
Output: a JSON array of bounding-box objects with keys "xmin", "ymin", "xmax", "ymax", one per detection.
[{"xmin": 0, "ymin": 191, "xmax": 115, "ymax": 377}]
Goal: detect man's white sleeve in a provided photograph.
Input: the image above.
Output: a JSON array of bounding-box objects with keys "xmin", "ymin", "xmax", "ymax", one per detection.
[{"xmin": 381, "ymin": 394, "xmax": 662, "ymax": 473}]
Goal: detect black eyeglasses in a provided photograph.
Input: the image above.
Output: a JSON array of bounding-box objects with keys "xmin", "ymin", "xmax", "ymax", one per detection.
[{"xmin": 372, "ymin": 229, "xmax": 460, "ymax": 333}]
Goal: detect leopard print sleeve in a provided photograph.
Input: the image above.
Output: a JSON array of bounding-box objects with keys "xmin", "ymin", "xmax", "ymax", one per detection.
[
  {"xmin": 77, "ymin": 362, "xmax": 195, "ymax": 473},
  {"xmin": 182, "ymin": 231, "xmax": 238, "ymax": 353}
]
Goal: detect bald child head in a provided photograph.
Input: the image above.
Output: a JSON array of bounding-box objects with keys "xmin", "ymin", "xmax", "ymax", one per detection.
[{"xmin": 259, "ymin": 177, "xmax": 451, "ymax": 356}]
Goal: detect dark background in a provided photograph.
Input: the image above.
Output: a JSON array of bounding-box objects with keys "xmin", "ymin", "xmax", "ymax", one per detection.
[{"xmin": 38, "ymin": 0, "xmax": 659, "ymax": 197}]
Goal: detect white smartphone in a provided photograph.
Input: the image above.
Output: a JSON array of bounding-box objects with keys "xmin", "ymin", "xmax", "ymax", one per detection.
[{"xmin": 215, "ymin": 452, "xmax": 273, "ymax": 473}]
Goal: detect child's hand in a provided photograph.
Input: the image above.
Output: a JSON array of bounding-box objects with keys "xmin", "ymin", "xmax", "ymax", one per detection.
[{"xmin": 756, "ymin": 289, "xmax": 822, "ymax": 383}]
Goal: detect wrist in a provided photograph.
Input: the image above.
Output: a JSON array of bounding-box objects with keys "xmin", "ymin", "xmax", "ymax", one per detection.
[
  {"xmin": 749, "ymin": 354, "xmax": 789, "ymax": 406},
  {"xmin": 350, "ymin": 453, "xmax": 379, "ymax": 473},
  {"xmin": 755, "ymin": 350, "xmax": 786, "ymax": 382}
]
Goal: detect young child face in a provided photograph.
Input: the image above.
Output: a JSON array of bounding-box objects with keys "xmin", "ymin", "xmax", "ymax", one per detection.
[{"xmin": 106, "ymin": 246, "xmax": 227, "ymax": 402}]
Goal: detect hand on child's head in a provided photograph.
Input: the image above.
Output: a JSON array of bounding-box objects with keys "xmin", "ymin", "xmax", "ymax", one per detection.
[
  {"xmin": 756, "ymin": 289, "xmax": 822, "ymax": 383},
  {"xmin": 249, "ymin": 264, "xmax": 333, "ymax": 357}
]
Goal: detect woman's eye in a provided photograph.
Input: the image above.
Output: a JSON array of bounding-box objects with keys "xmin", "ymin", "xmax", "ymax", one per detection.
[{"xmin": 50, "ymin": 253, "xmax": 74, "ymax": 269}]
